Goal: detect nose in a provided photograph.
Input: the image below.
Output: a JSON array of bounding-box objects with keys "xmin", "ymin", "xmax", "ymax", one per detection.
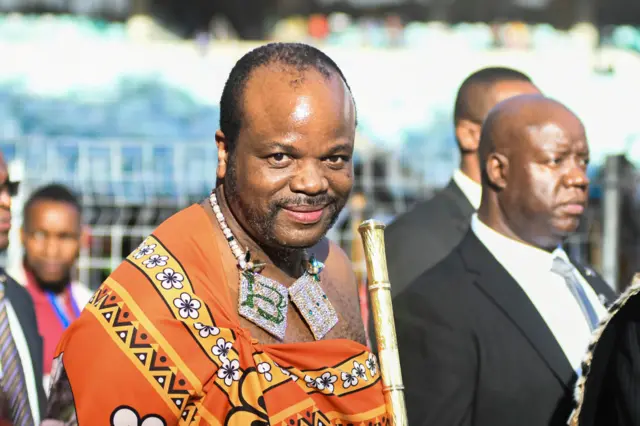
[
  {"xmin": 563, "ymin": 162, "xmax": 590, "ymax": 189},
  {"xmin": 290, "ymin": 160, "xmax": 329, "ymax": 195},
  {"xmin": 44, "ymin": 238, "xmax": 59, "ymax": 258}
]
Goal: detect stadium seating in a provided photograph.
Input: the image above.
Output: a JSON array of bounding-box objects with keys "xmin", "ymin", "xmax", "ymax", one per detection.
[{"xmin": 0, "ymin": 14, "xmax": 639, "ymax": 203}]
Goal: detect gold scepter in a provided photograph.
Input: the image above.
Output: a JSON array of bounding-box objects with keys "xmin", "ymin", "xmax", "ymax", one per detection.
[{"xmin": 358, "ymin": 219, "xmax": 408, "ymax": 426}]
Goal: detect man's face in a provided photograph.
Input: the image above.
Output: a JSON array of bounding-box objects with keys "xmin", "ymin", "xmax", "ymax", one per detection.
[
  {"xmin": 219, "ymin": 67, "xmax": 355, "ymax": 249},
  {"xmin": 0, "ymin": 157, "xmax": 16, "ymax": 251},
  {"xmin": 499, "ymin": 109, "xmax": 590, "ymax": 249},
  {"xmin": 22, "ymin": 200, "xmax": 81, "ymax": 286}
]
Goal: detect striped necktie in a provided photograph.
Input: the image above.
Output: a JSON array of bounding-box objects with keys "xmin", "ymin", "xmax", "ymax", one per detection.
[
  {"xmin": 0, "ymin": 280, "xmax": 34, "ymax": 426},
  {"xmin": 551, "ymin": 257, "xmax": 600, "ymax": 331}
]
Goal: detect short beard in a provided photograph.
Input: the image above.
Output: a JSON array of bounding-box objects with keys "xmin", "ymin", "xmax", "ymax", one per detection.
[
  {"xmin": 24, "ymin": 259, "xmax": 70, "ymax": 294},
  {"xmin": 33, "ymin": 273, "xmax": 70, "ymax": 294}
]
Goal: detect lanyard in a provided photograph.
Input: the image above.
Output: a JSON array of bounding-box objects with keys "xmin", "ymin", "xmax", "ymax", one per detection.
[{"xmin": 46, "ymin": 290, "xmax": 80, "ymax": 329}]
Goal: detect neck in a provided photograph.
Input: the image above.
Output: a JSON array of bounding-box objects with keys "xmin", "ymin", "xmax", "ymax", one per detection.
[
  {"xmin": 477, "ymin": 198, "xmax": 558, "ymax": 253},
  {"xmin": 477, "ymin": 203, "xmax": 522, "ymax": 244},
  {"xmin": 214, "ymin": 186, "xmax": 306, "ymax": 278},
  {"xmin": 459, "ymin": 153, "xmax": 481, "ymax": 184}
]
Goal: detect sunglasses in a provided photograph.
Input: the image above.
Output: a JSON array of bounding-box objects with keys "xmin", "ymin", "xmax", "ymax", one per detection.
[{"xmin": 0, "ymin": 180, "xmax": 19, "ymax": 197}]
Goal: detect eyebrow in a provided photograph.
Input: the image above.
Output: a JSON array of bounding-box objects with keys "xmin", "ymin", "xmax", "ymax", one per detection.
[
  {"xmin": 263, "ymin": 142, "xmax": 353, "ymax": 156},
  {"xmin": 264, "ymin": 142, "xmax": 300, "ymax": 155},
  {"xmin": 325, "ymin": 143, "xmax": 353, "ymax": 155}
]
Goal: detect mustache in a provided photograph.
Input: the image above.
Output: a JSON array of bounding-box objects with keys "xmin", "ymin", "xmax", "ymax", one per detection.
[{"xmin": 274, "ymin": 194, "xmax": 337, "ymax": 208}]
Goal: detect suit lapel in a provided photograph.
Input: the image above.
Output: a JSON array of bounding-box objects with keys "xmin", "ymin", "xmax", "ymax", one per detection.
[
  {"xmin": 442, "ymin": 180, "xmax": 475, "ymax": 233},
  {"xmin": 1, "ymin": 271, "xmax": 42, "ymax": 374},
  {"xmin": 459, "ymin": 233, "xmax": 575, "ymax": 389},
  {"xmin": 0, "ymin": 270, "xmax": 46, "ymax": 416}
]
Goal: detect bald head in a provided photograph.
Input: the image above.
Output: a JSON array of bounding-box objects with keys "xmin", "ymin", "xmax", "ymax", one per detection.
[
  {"xmin": 478, "ymin": 94, "xmax": 590, "ymax": 251},
  {"xmin": 479, "ymin": 95, "xmax": 584, "ymax": 181}
]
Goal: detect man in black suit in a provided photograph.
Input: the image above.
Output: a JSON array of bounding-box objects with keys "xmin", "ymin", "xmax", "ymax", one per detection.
[
  {"xmin": 385, "ymin": 67, "xmax": 541, "ymax": 295},
  {"xmin": 0, "ymin": 152, "xmax": 46, "ymax": 424},
  {"xmin": 394, "ymin": 95, "xmax": 615, "ymax": 426}
]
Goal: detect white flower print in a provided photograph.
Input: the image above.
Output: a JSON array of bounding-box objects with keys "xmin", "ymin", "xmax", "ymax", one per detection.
[
  {"xmin": 173, "ymin": 293, "xmax": 200, "ymax": 319},
  {"xmin": 143, "ymin": 254, "xmax": 169, "ymax": 269},
  {"xmin": 212, "ymin": 338, "xmax": 233, "ymax": 362},
  {"xmin": 280, "ymin": 367, "xmax": 299, "ymax": 382},
  {"xmin": 110, "ymin": 406, "xmax": 166, "ymax": 426},
  {"xmin": 366, "ymin": 353, "xmax": 378, "ymax": 377},
  {"xmin": 217, "ymin": 359, "xmax": 241, "ymax": 387},
  {"xmin": 315, "ymin": 372, "xmax": 337, "ymax": 393},
  {"xmin": 352, "ymin": 361, "xmax": 368, "ymax": 382},
  {"xmin": 194, "ymin": 322, "xmax": 220, "ymax": 338},
  {"xmin": 341, "ymin": 371, "xmax": 358, "ymax": 389},
  {"xmin": 156, "ymin": 268, "xmax": 184, "ymax": 290},
  {"xmin": 134, "ymin": 244, "xmax": 156, "ymax": 259},
  {"xmin": 304, "ymin": 375, "xmax": 318, "ymax": 389},
  {"xmin": 257, "ymin": 362, "xmax": 272, "ymax": 382}
]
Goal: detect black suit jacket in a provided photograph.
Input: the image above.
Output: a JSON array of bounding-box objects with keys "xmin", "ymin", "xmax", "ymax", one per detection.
[
  {"xmin": 1, "ymin": 268, "xmax": 46, "ymax": 418},
  {"xmin": 394, "ymin": 232, "xmax": 614, "ymax": 426},
  {"xmin": 385, "ymin": 179, "xmax": 474, "ymax": 296}
]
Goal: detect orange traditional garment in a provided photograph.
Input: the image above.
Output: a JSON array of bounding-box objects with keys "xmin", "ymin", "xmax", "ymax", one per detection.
[{"xmin": 45, "ymin": 205, "xmax": 389, "ymax": 426}]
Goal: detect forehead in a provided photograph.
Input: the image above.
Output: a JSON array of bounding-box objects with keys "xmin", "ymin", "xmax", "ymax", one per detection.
[
  {"xmin": 240, "ymin": 66, "xmax": 355, "ymax": 143},
  {"xmin": 27, "ymin": 200, "xmax": 79, "ymax": 226},
  {"xmin": 525, "ymin": 109, "xmax": 587, "ymax": 151}
]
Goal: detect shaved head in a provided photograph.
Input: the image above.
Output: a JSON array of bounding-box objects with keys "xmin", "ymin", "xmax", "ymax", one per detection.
[
  {"xmin": 478, "ymin": 94, "xmax": 590, "ymax": 250},
  {"xmin": 453, "ymin": 68, "xmax": 540, "ymax": 183},
  {"xmin": 479, "ymin": 95, "xmax": 579, "ymax": 180},
  {"xmin": 454, "ymin": 67, "xmax": 536, "ymax": 125}
]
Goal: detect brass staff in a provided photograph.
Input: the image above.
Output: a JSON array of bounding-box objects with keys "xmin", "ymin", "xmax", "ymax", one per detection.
[{"xmin": 358, "ymin": 219, "xmax": 407, "ymax": 426}]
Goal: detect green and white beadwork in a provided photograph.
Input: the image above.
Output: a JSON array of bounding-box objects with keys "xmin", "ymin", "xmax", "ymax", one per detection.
[
  {"xmin": 239, "ymin": 270, "xmax": 289, "ymax": 340},
  {"xmin": 209, "ymin": 191, "xmax": 339, "ymax": 341}
]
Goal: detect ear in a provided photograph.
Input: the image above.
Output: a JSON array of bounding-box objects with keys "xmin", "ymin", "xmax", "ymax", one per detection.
[
  {"xmin": 215, "ymin": 129, "xmax": 230, "ymax": 180},
  {"xmin": 19, "ymin": 225, "xmax": 25, "ymax": 246},
  {"xmin": 485, "ymin": 152, "xmax": 509, "ymax": 190},
  {"xmin": 455, "ymin": 119, "xmax": 482, "ymax": 153}
]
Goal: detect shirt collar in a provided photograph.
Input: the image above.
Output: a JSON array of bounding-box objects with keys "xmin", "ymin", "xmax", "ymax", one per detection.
[
  {"xmin": 470, "ymin": 213, "xmax": 567, "ymax": 273},
  {"xmin": 452, "ymin": 169, "xmax": 482, "ymax": 210}
]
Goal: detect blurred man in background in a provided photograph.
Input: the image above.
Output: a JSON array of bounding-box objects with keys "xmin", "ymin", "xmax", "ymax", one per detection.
[
  {"xmin": 0, "ymin": 152, "xmax": 46, "ymax": 424},
  {"xmin": 385, "ymin": 67, "xmax": 541, "ymax": 295},
  {"xmin": 9, "ymin": 184, "xmax": 92, "ymax": 391}
]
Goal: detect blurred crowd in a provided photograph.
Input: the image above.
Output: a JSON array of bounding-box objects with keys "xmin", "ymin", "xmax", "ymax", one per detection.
[{"xmin": 0, "ymin": 13, "xmax": 640, "ymax": 52}]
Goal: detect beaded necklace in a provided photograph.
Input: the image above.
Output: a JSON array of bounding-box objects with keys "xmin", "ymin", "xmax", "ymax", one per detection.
[{"xmin": 209, "ymin": 191, "xmax": 338, "ymax": 341}]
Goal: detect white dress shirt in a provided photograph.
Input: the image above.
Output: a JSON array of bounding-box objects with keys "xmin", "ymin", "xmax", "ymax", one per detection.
[
  {"xmin": 471, "ymin": 214, "xmax": 608, "ymax": 371},
  {"xmin": 2, "ymin": 301, "xmax": 41, "ymax": 424},
  {"xmin": 452, "ymin": 169, "xmax": 482, "ymax": 210}
]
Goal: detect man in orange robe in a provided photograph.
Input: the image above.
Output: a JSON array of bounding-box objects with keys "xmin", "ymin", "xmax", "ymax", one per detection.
[{"xmin": 44, "ymin": 42, "xmax": 388, "ymax": 426}]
